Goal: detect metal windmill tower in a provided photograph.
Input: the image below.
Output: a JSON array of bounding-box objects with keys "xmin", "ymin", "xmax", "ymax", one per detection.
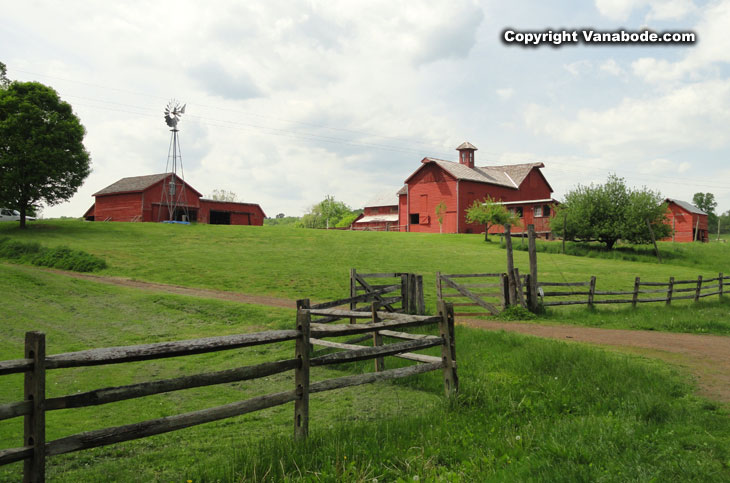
[{"xmin": 158, "ymin": 100, "xmax": 190, "ymax": 222}]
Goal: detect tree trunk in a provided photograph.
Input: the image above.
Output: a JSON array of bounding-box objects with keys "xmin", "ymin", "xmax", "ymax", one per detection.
[
  {"xmin": 19, "ymin": 204, "xmax": 27, "ymax": 229},
  {"xmin": 484, "ymin": 224, "xmax": 489, "ymax": 242}
]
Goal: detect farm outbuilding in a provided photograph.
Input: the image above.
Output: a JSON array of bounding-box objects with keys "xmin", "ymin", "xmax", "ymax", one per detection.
[
  {"xmin": 395, "ymin": 142, "xmax": 558, "ymax": 236},
  {"xmin": 351, "ymin": 190, "xmax": 401, "ymax": 231},
  {"xmin": 661, "ymin": 198, "xmax": 708, "ymax": 243},
  {"xmin": 84, "ymin": 173, "xmax": 265, "ymax": 225}
]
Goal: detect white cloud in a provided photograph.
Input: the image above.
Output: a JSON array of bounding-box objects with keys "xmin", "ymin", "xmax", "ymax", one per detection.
[
  {"xmin": 599, "ymin": 59, "xmax": 625, "ymax": 77},
  {"xmin": 496, "ymin": 87, "xmax": 514, "ymax": 100},
  {"xmin": 594, "ymin": 0, "xmax": 696, "ymax": 21}
]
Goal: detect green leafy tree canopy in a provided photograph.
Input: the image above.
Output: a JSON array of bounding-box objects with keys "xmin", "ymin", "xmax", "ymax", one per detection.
[
  {"xmin": 299, "ymin": 195, "xmax": 354, "ymax": 229},
  {"xmin": 0, "ymin": 81, "xmax": 91, "ymax": 228},
  {"xmin": 551, "ymin": 174, "xmax": 670, "ymax": 249},
  {"xmin": 465, "ymin": 196, "xmax": 519, "ymax": 241},
  {"xmin": 209, "ymin": 189, "xmax": 238, "ymax": 202},
  {"xmin": 693, "ymin": 192, "xmax": 719, "ymax": 233}
]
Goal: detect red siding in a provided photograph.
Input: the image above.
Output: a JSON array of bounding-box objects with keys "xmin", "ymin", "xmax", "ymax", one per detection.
[
  {"xmin": 143, "ymin": 177, "xmax": 201, "ymax": 222},
  {"xmin": 406, "ymin": 164, "xmax": 458, "ymax": 233},
  {"xmin": 399, "ymin": 194, "xmax": 408, "ymax": 229},
  {"xmin": 660, "ymin": 203, "xmax": 709, "ymax": 242},
  {"xmin": 198, "ymin": 200, "xmax": 265, "ymax": 226},
  {"xmin": 94, "ymin": 193, "xmax": 143, "ymax": 221}
]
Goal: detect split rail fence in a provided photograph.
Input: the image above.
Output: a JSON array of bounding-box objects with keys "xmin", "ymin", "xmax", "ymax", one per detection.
[
  {"xmin": 348, "ymin": 269, "xmax": 425, "ymax": 316},
  {"xmin": 539, "ymin": 273, "xmax": 727, "ymax": 307},
  {"xmin": 0, "ymin": 292, "xmax": 454, "ymax": 482}
]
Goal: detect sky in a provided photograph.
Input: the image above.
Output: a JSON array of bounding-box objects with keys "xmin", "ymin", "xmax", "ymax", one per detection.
[{"xmin": 2, "ymin": 0, "xmax": 729, "ymax": 218}]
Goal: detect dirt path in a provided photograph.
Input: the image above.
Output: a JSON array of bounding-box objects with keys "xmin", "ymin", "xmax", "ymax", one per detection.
[
  {"xmin": 46, "ymin": 268, "xmax": 730, "ymax": 403},
  {"xmin": 460, "ymin": 319, "xmax": 730, "ymax": 404}
]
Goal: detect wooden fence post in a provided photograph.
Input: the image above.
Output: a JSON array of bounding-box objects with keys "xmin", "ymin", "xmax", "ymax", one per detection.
[
  {"xmin": 588, "ymin": 276, "xmax": 596, "ymax": 308},
  {"xmin": 294, "ymin": 300, "xmax": 311, "ymax": 440},
  {"xmin": 436, "ymin": 271, "xmax": 443, "ymax": 306},
  {"xmin": 371, "ymin": 303, "xmax": 384, "ymax": 372},
  {"xmin": 525, "ymin": 274, "xmax": 532, "ymax": 309},
  {"xmin": 504, "ymin": 223, "xmax": 516, "ymax": 305},
  {"xmin": 694, "ymin": 275, "xmax": 703, "ymax": 302},
  {"xmin": 632, "ymin": 277, "xmax": 640, "ymax": 308},
  {"xmin": 719, "ymin": 273, "xmax": 724, "ymax": 299},
  {"xmin": 646, "ymin": 218, "xmax": 661, "ymax": 263},
  {"xmin": 24, "ymin": 331, "xmax": 45, "ymax": 483},
  {"xmin": 350, "ymin": 269, "xmax": 357, "ymax": 325},
  {"xmin": 416, "ymin": 275, "xmax": 425, "ymax": 315},
  {"xmin": 400, "ymin": 273, "xmax": 409, "ymax": 313},
  {"xmin": 513, "ymin": 268, "xmax": 526, "ymax": 308},
  {"xmin": 667, "ymin": 276, "xmax": 674, "ymax": 305},
  {"xmin": 501, "ymin": 273, "xmax": 510, "ymax": 309},
  {"xmin": 527, "ymin": 224, "xmax": 538, "ymax": 312},
  {"xmin": 437, "ymin": 301, "xmax": 458, "ymax": 396}
]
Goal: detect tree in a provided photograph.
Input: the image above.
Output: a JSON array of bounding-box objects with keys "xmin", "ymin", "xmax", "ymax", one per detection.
[
  {"xmin": 0, "ymin": 62, "xmax": 9, "ymax": 89},
  {"xmin": 299, "ymin": 195, "xmax": 353, "ymax": 228},
  {"xmin": 693, "ymin": 192, "xmax": 718, "ymax": 233},
  {"xmin": 0, "ymin": 81, "xmax": 91, "ymax": 228},
  {"xmin": 435, "ymin": 201, "xmax": 447, "ymax": 234},
  {"xmin": 209, "ymin": 189, "xmax": 237, "ymax": 202},
  {"xmin": 465, "ymin": 196, "xmax": 519, "ymax": 242},
  {"xmin": 551, "ymin": 174, "xmax": 670, "ymax": 249}
]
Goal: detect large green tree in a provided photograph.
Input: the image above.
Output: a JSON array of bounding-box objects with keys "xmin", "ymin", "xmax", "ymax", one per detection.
[
  {"xmin": 465, "ymin": 196, "xmax": 519, "ymax": 242},
  {"xmin": 551, "ymin": 174, "xmax": 670, "ymax": 249},
  {"xmin": 692, "ymin": 192, "xmax": 718, "ymax": 233},
  {"xmin": 299, "ymin": 195, "xmax": 355, "ymax": 229},
  {"xmin": 0, "ymin": 81, "xmax": 91, "ymax": 228}
]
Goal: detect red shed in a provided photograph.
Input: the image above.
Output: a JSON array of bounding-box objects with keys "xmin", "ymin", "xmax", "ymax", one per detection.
[
  {"xmin": 661, "ymin": 198, "xmax": 708, "ymax": 242},
  {"xmin": 85, "ymin": 173, "xmax": 265, "ymax": 225},
  {"xmin": 351, "ymin": 190, "xmax": 401, "ymax": 231},
  {"xmin": 398, "ymin": 142, "xmax": 557, "ymax": 236}
]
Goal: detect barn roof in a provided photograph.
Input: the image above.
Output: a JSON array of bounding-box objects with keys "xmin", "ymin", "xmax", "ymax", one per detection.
[
  {"xmin": 456, "ymin": 141, "xmax": 478, "ymax": 150},
  {"xmin": 364, "ymin": 189, "xmax": 400, "ymax": 208},
  {"xmin": 410, "ymin": 159, "xmax": 547, "ymax": 190},
  {"xmin": 396, "ymin": 186, "xmax": 407, "ymax": 196},
  {"xmin": 666, "ymin": 198, "xmax": 707, "ymax": 216},
  {"xmin": 355, "ymin": 214, "xmax": 399, "ymax": 223},
  {"xmin": 93, "ymin": 173, "xmax": 202, "ymax": 197}
]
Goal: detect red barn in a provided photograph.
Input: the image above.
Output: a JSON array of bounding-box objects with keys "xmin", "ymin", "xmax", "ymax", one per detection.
[
  {"xmin": 661, "ymin": 198, "xmax": 708, "ymax": 242},
  {"xmin": 351, "ymin": 190, "xmax": 401, "ymax": 231},
  {"xmin": 84, "ymin": 173, "xmax": 265, "ymax": 225},
  {"xmin": 398, "ymin": 142, "xmax": 557, "ymax": 236}
]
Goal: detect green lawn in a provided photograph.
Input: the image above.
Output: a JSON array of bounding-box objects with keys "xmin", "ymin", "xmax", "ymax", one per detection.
[
  {"xmin": 1, "ymin": 264, "xmax": 728, "ymax": 481},
  {"xmin": 2, "ymin": 220, "xmax": 730, "ymax": 334}
]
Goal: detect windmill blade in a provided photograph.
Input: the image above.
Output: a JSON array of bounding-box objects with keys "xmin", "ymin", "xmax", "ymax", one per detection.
[{"xmin": 180, "ymin": 104, "xmax": 186, "ymax": 114}]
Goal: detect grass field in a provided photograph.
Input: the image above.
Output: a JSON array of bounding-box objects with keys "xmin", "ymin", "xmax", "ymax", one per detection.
[
  {"xmin": 1, "ymin": 263, "xmax": 729, "ymax": 481},
  {"xmin": 2, "ymin": 220, "xmax": 729, "ymax": 334}
]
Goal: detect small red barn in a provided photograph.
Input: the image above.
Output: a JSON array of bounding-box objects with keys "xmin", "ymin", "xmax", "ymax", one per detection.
[
  {"xmin": 398, "ymin": 142, "xmax": 557, "ymax": 236},
  {"xmin": 85, "ymin": 173, "xmax": 265, "ymax": 225},
  {"xmin": 351, "ymin": 190, "xmax": 401, "ymax": 231},
  {"xmin": 661, "ymin": 198, "xmax": 708, "ymax": 242}
]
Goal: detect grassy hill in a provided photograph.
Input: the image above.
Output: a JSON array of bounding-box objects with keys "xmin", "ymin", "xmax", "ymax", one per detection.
[
  {"xmin": 1, "ymin": 221, "xmax": 729, "ymax": 481},
  {"xmin": 2, "ymin": 220, "xmax": 730, "ymax": 334}
]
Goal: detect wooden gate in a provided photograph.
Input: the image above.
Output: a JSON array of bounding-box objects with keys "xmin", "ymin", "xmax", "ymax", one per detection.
[
  {"xmin": 349, "ymin": 269, "xmax": 424, "ymax": 315},
  {"xmin": 436, "ymin": 272, "xmax": 504, "ymax": 316}
]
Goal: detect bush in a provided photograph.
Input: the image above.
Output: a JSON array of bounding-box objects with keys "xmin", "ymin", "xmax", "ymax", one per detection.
[
  {"xmin": 498, "ymin": 305, "xmax": 537, "ymax": 321},
  {"xmin": 0, "ymin": 237, "xmax": 107, "ymax": 272}
]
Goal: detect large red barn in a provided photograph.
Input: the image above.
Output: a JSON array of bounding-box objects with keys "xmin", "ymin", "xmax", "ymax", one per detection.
[
  {"xmin": 397, "ymin": 143, "xmax": 557, "ymax": 236},
  {"xmin": 661, "ymin": 198, "xmax": 708, "ymax": 243},
  {"xmin": 84, "ymin": 173, "xmax": 265, "ymax": 225}
]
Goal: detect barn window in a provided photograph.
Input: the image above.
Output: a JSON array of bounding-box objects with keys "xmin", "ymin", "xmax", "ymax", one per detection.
[
  {"xmin": 516, "ymin": 207, "xmax": 523, "ymax": 218},
  {"xmin": 543, "ymin": 205, "xmax": 551, "ymax": 217},
  {"xmin": 534, "ymin": 206, "xmax": 543, "ymax": 217},
  {"xmin": 410, "ymin": 213, "xmax": 420, "ymax": 225}
]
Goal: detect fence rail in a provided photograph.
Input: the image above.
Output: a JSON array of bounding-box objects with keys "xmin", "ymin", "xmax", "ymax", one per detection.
[
  {"xmin": 0, "ymin": 284, "xmax": 455, "ymax": 482},
  {"xmin": 539, "ymin": 273, "xmax": 726, "ymax": 307}
]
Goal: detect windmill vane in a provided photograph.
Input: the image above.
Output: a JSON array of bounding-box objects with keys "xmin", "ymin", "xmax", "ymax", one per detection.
[{"xmin": 164, "ymin": 100, "xmax": 186, "ymax": 128}]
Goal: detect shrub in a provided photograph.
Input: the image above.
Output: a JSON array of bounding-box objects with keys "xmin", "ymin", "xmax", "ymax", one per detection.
[{"xmin": 0, "ymin": 237, "xmax": 106, "ymax": 272}]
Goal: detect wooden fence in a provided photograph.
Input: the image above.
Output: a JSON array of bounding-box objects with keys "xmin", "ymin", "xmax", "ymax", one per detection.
[
  {"xmin": 349, "ymin": 269, "xmax": 424, "ymax": 316},
  {"xmin": 539, "ymin": 273, "xmax": 727, "ymax": 307},
  {"xmin": 0, "ymin": 301, "xmax": 455, "ymax": 481}
]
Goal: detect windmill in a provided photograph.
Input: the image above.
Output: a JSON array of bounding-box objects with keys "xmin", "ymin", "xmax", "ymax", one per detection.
[{"xmin": 158, "ymin": 100, "xmax": 190, "ymax": 222}]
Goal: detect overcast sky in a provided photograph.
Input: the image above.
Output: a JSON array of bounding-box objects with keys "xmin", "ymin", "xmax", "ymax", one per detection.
[{"xmin": 2, "ymin": 0, "xmax": 729, "ymax": 218}]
